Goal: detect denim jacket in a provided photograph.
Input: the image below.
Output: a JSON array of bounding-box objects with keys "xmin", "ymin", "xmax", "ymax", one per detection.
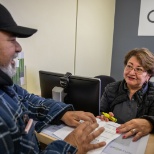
[{"xmin": 0, "ymin": 83, "xmax": 77, "ymax": 154}]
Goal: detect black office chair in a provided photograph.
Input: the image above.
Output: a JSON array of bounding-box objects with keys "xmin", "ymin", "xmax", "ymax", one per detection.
[{"xmin": 95, "ymin": 75, "xmax": 116, "ymax": 96}]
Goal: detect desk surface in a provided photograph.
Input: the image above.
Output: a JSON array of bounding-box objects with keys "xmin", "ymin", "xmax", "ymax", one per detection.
[
  {"xmin": 145, "ymin": 134, "xmax": 154, "ymax": 154},
  {"xmin": 36, "ymin": 132, "xmax": 154, "ymax": 154}
]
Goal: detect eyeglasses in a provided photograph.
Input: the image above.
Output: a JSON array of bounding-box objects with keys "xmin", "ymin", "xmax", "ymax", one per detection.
[{"xmin": 125, "ymin": 64, "xmax": 146, "ymax": 75}]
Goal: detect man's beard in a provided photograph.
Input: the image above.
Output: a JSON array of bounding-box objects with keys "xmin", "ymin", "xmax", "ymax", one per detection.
[
  {"xmin": 0, "ymin": 54, "xmax": 18, "ymax": 78},
  {"xmin": 0, "ymin": 63, "xmax": 17, "ymax": 78}
]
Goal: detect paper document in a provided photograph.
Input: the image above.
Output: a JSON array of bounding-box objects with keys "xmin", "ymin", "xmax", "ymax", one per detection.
[
  {"xmin": 41, "ymin": 124, "xmax": 66, "ymax": 139},
  {"xmin": 40, "ymin": 118, "xmax": 149, "ymax": 154},
  {"xmin": 102, "ymin": 134, "xmax": 149, "ymax": 154},
  {"xmin": 53, "ymin": 118, "xmax": 121, "ymax": 154}
]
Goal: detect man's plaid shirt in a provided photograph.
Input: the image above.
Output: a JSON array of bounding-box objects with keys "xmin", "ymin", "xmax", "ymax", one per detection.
[{"xmin": 0, "ymin": 84, "xmax": 77, "ymax": 154}]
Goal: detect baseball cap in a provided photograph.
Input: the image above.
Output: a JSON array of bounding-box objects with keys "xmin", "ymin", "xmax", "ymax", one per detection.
[{"xmin": 0, "ymin": 4, "xmax": 37, "ymax": 38}]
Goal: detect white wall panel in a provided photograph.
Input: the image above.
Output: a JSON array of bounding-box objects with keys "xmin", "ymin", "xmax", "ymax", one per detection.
[{"xmin": 76, "ymin": 0, "xmax": 115, "ymax": 77}]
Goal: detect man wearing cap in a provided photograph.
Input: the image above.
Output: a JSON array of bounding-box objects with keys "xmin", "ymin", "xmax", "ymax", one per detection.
[{"xmin": 0, "ymin": 4, "xmax": 106, "ymax": 154}]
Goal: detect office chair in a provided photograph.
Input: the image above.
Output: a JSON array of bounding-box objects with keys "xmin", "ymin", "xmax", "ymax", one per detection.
[{"xmin": 95, "ymin": 75, "xmax": 116, "ymax": 96}]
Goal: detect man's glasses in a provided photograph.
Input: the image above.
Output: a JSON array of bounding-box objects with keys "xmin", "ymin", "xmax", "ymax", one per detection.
[{"xmin": 125, "ymin": 64, "xmax": 146, "ymax": 75}]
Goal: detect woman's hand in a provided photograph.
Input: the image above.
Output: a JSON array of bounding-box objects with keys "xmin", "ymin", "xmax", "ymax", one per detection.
[
  {"xmin": 116, "ymin": 118, "xmax": 153, "ymax": 141},
  {"xmin": 64, "ymin": 121, "xmax": 106, "ymax": 154},
  {"xmin": 97, "ymin": 112, "xmax": 114, "ymax": 122},
  {"xmin": 61, "ymin": 111, "xmax": 96, "ymax": 127}
]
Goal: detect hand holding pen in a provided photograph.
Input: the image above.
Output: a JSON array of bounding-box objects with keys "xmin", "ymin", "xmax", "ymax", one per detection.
[{"xmin": 97, "ymin": 112, "xmax": 117, "ymax": 122}]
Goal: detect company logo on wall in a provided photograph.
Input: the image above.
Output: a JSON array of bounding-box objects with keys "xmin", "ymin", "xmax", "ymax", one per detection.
[{"xmin": 138, "ymin": 0, "xmax": 154, "ymax": 36}]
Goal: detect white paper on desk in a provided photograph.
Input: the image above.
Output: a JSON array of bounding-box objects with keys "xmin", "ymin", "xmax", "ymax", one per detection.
[
  {"xmin": 41, "ymin": 124, "xmax": 66, "ymax": 140},
  {"xmin": 102, "ymin": 134, "xmax": 149, "ymax": 154},
  {"xmin": 53, "ymin": 126, "xmax": 74, "ymax": 139},
  {"xmin": 53, "ymin": 119, "xmax": 121, "ymax": 154},
  {"xmin": 87, "ymin": 121, "xmax": 121, "ymax": 154}
]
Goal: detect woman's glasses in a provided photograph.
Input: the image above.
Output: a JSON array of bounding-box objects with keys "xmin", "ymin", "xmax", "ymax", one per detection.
[{"xmin": 125, "ymin": 64, "xmax": 146, "ymax": 75}]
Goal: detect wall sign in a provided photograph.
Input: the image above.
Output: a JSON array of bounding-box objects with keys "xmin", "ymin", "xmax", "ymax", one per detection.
[{"xmin": 138, "ymin": 0, "xmax": 154, "ymax": 36}]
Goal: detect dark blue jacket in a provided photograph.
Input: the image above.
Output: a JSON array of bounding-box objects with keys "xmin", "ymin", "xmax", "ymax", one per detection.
[{"xmin": 0, "ymin": 77, "xmax": 77, "ymax": 153}]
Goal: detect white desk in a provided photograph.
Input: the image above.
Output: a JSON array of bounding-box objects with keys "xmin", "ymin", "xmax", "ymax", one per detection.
[{"xmin": 36, "ymin": 132, "xmax": 154, "ymax": 154}]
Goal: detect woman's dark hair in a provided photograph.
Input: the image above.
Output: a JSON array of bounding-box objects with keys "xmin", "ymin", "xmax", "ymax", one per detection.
[{"xmin": 124, "ymin": 48, "xmax": 154, "ymax": 76}]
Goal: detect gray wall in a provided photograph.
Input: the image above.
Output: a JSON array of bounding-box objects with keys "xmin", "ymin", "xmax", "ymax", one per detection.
[{"xmin": 111, "ymin": 0, "xmax": 154, "ymax": 81}]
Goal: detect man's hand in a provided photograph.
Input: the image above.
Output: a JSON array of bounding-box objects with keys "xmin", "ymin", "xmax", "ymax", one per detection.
[
  {"xmin": 61, "ymin": 111, "xmax": 96, "ymax": 127},
  {"xmin": 64, "ymin": 121, "xmax": 106, "ymax": 154}
]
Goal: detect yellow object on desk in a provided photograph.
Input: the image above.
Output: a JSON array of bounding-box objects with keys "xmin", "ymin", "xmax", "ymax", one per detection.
[{"xmin": 102, "ymin": 112, "xmax": 117, "ymax": 122}]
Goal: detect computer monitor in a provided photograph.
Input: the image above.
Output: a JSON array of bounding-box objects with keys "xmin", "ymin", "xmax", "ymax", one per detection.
[{"xmin": 39, "ymin": 70, "xmax": 101, "ymax": 116}]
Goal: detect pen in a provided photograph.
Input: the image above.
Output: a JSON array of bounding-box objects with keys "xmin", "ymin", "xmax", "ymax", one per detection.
[
  {"xmin": 24, "ymin": 119, "xmax": 33, "ymax": 134},
  {"xmin": 102, "ymin": 112, "xmax": 117, "ymax": 122}
]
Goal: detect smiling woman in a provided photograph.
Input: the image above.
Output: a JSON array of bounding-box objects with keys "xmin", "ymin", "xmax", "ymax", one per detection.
[{"xmin": 98, "ymin": 48, "xmax": 154, "ymax": 142}]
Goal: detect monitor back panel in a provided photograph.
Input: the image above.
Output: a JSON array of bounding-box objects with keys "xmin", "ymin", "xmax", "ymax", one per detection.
[
  {"xmin": 39, "ymin": 71, "xmax": 101, "ymax": 116},
  {"xmin": 64, "ymin": 76, "xmax": 101, "ymax": 116}
]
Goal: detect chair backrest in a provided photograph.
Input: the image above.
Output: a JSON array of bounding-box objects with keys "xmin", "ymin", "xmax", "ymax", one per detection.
[{"xmin": 94, "ymin": 75, "xmax": 116, "ymax": 96}]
